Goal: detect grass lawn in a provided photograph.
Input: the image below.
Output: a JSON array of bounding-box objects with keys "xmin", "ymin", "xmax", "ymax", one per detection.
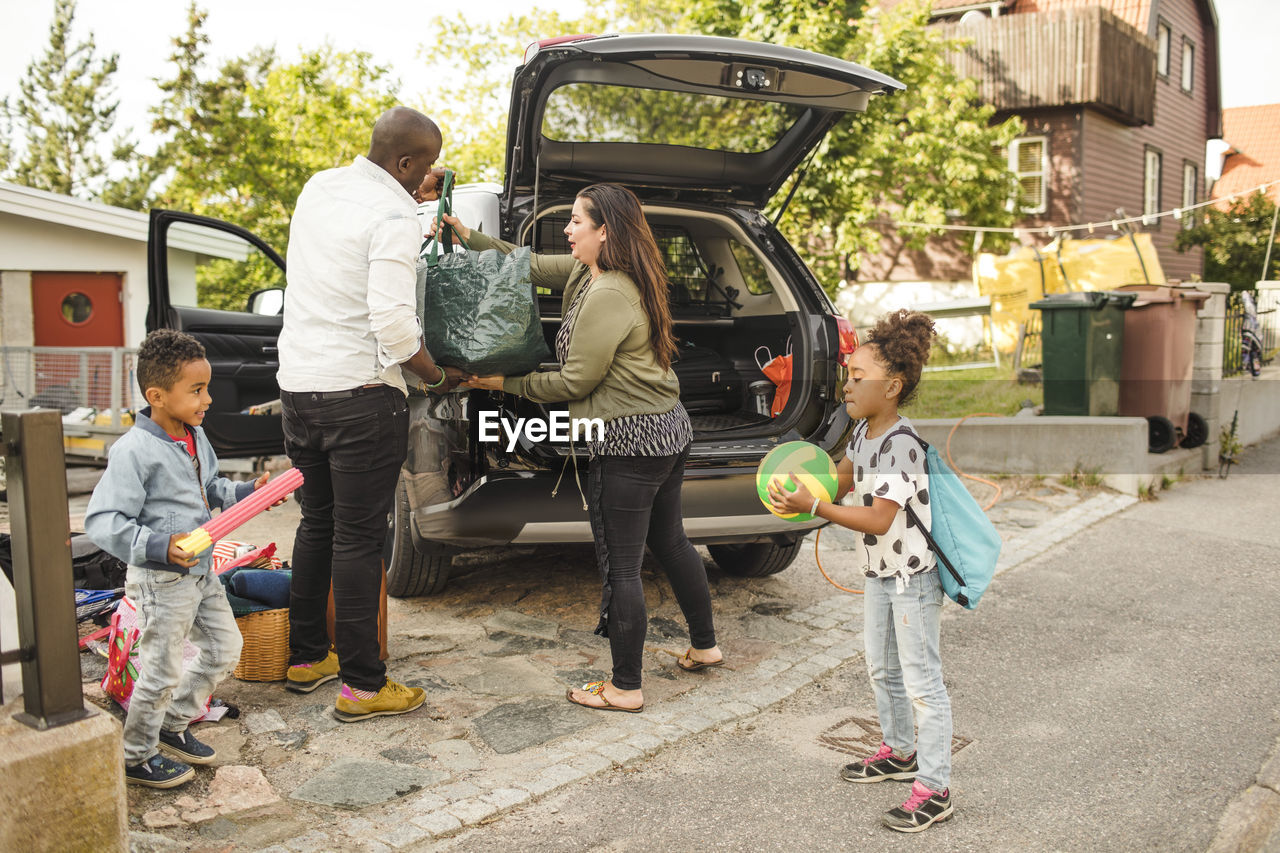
[{"xmin": 906, "ymin": 363, "xmax": 1043, "ymax": 420}]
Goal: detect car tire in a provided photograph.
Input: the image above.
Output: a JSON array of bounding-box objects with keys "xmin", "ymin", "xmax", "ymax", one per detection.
[
  {"xmin": 707, "ymin": 538, "xmax": 804, "ymax": 578},
  {"xmin": 384, "ymin": 477, "xmax": 451, "ymax": 597}
]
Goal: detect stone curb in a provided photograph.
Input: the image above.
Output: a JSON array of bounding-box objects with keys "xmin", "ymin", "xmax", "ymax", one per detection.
[
  {"xmin": 247, "ymin": 490, "xmax": 1138, "ymax": 852},
  {"xmin": 1207, "ymin": 736, "xmax": 1280, "ymax": 853}
]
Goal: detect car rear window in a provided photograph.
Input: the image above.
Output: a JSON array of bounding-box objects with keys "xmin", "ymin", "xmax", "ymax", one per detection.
[
  {"xmin": 541, "ymin": 82, "xmax": 803, "ymax": 153},
  {"xmin": 535, "ymin": 216, "xmax": 731, "ymax": 314}
]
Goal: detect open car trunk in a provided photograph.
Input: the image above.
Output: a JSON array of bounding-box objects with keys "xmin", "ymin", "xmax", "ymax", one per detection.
[{"xmin": 485, "ymin": 202, "xmax": 846, "ymax": 468}]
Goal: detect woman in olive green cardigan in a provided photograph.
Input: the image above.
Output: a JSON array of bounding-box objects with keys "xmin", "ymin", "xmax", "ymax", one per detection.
[{"xmin": 442, "ymin": 184, "xmax": 723, "ymax": 713}]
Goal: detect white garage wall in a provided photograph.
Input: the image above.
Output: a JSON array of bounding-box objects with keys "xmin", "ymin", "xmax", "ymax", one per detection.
[{"xmin": 0, "ymin": 212, "xmax": 150, "ymax": 348}]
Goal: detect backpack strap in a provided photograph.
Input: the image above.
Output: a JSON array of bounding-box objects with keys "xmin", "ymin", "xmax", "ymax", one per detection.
[{"xmin": 881, "ymin": 426, "xmax": 969, "ymax": 596}]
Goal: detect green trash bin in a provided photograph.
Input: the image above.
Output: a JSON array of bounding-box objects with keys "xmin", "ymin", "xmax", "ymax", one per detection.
[{"xmin": 1030, "ymin": 291, "xmax": 1137, "ymax": 416}]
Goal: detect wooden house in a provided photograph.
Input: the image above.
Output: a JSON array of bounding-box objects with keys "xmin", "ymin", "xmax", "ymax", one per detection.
[{"xmin": 868, "ymin": 0, "xmax": 1222, "ymax": 284}]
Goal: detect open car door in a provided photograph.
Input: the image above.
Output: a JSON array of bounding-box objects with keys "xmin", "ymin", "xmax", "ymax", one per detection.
[{"xmin": 146, "ymin": 209, "xmax": 287, "ymax": 458}]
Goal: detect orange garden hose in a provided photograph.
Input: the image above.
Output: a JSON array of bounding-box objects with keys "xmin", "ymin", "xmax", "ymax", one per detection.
[{"xmin": 815, "ymin": 413, "xmax": 1005, "ymax": 594}]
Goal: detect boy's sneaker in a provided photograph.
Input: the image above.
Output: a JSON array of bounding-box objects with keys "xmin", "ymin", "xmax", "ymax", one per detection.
[
  {"xmin": 125, "ymin": 753, "xmax": 195, "ymax": 789},
  {"xmin": 882, "ymin": 780, "xmax": 954, "ymax": 833},
  {"xmin": 839, "ymin": 742, "xmax": 918, "ymax": 783},
  {"xmin": 158, "ymin": 727, "xmax": 217, "ymax": 765},
  {"xmin": 286, "ymin": 650, "xmax": 340, "ymax": 693},
  {"xmin": 332, "ymin": 679, "xmax": 425, "ymax": 723}
]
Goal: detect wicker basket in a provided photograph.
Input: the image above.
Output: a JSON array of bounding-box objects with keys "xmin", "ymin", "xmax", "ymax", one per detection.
[{"xmin": 233, "ymin": 608, "xmax": 290, "ymax": 681}]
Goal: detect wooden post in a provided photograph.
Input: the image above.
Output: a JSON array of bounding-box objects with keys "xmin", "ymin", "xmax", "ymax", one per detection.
[{"xmin": 1, "ymin": 409, "xmax": 89, "ymax": 729}]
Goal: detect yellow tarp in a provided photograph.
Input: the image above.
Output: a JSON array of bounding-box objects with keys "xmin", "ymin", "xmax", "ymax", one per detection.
[{"xmin": 976, "ymin": 235, "xmax": 1166, "ymax": 352}]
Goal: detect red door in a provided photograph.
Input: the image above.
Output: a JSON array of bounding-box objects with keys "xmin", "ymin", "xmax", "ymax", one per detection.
[{"xmin": 31, "ymin": 272, "xmax": 125, "ymax": 410}]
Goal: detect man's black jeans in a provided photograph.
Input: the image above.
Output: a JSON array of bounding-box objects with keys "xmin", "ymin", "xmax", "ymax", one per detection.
[
  {"xmin": 281, "ymin": 385, "xmax": 407, "ymax": 692},
  {"xmin": 587, "ymin": 448, "xmax": 717, "ymax": 691}
]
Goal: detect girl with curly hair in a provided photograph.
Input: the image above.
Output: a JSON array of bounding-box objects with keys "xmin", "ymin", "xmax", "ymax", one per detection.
[{"xmin": 769, "ymin": 309, "xmax": 954, "ymax": 833}]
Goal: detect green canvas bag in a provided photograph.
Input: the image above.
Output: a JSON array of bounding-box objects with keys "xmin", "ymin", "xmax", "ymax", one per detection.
[{"xmin": 415, "ymin": 170, "xmax": 550, "ymax": 375}]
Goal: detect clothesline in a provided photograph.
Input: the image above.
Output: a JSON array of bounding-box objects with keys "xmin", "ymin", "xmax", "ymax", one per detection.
[{"xmin": 874, "ymin": 177, "xmax": 1280, "ymax": 237}]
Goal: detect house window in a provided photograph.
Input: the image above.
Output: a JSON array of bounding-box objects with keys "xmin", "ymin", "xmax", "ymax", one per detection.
[
  {"xmin": 1181, "ymin": 39, "xmax": 1195, "ymax": 92},
  {"xmin": 1009, "ymin": 136, "xmax": 1048, "ymax": 215},
  {"xmin": 1182, "ymin": 162, "xmax": 1198, "ymax": 229},
  {"xmin": 1144, "ymin": 147, "xmax": 1163, "ymax": 223},
  {"xmin": 1156, "ymin": 20, "xmax": 1171, "ymax": 77}
]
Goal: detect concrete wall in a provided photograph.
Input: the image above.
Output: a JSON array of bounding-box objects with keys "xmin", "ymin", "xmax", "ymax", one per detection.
[
  {"xmin": 1223, "ymin": 366, "xmax": 1280, "ymax": 449},
  {"xmin": 0, "ymin": 703, "xmax": 127, "ymax": 851},
  {"xmin": 1194, "ymin": 281, "xmax": 1280, "ymax": 459},
  {"xmin": 1190, "ymin": 282, "xmax": 1231, "ymax": 470},
  {"xmin": 0, "ymin": 271, "xmax": 35, "ymax": 348},
  {"xmin": 913, "ymin": 415, "xmax": 1151, "ymax": 495},
  {"xmin": 0, "ymin": 212, "xmax": 149, "ymax": 348}
]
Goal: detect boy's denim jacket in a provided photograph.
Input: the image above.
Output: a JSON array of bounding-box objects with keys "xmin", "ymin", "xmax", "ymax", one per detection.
[{"xmin": 85, "ymin": 408, "xmax": 254, "ymax": 576}]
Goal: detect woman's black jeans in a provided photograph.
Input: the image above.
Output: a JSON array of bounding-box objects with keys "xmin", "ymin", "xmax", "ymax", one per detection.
[
  {"xmin": 281, "ymin": 385, "xmax": 408, "ymax": 692},
  {"xmin": 587, "ymin": 447, "xmax": 717, "ymax": 691}
]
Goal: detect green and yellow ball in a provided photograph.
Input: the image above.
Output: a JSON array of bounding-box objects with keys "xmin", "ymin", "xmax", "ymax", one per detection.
[{"xmin": 756, "ymin": 441, "xmax": 838, "ymax": 522}]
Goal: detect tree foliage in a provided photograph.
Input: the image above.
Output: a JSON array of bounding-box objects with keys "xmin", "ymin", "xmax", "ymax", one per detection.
[
  {"xmin": 1, "ymin": 0, "xmax": 148, "ymax": 206},
  {"xmin": 425, "ymin": 0, "xmax": 1022, "ymax": 289},
  {"xmin": 1175, "ymin": 191, "xmax": 1279, "ymax": 290},
  {"xmin": 149, "ymin": 3, "xmax": 400, "ymax": 309}
]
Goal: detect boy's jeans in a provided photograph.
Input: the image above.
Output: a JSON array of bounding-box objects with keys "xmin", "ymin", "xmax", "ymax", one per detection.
[
  {"xmin": 863, "ymin": 569, "xmax": 952, "ymax": 793},
  {"xmin": 122, "ymin": 567, "xmax": 242, "ymax": 765}
]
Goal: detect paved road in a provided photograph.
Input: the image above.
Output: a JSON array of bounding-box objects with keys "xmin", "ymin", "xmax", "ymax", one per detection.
[{"xmin": 435, "ymin": 435, "xmax": 1280, "ymax": 852}]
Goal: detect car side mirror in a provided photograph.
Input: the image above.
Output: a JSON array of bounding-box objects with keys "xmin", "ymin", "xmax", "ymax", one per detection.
[{"xmin": 247, "ymin": 287, "xmax": 284, "ymax": 315}]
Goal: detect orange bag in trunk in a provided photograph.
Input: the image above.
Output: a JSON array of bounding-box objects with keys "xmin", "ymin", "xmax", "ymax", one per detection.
[{"xmin": 755, "ymin": 345, "xmax": 793, "ymax": 417}]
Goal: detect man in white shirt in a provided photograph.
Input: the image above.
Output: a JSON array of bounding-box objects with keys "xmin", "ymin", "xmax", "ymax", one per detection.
[{"xmin": 278, "ymin": 106, "xmax": 459, "ymax": 722}]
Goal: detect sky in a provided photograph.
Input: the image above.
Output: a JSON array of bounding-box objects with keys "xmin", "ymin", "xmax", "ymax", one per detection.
[
  {"xmin": 0, "ymin": 0, "xmax": 586, "ymax": 152},
  {"xmin": 0, "ymin": 0, "xmax": 1276, "ymax": 152}
]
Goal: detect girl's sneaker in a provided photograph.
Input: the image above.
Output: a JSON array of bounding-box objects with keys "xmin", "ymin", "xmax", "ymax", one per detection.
[
  {"xmin": 882, "ymin": 780, "xmax": 953, "ymax": 833},
  {"xmin": 125, "ymin": 753, "xmax": 195, "ymax": 789},
  {"xmin": 839, "ymin": 742, "xmax": 918, "ymax": 783}
]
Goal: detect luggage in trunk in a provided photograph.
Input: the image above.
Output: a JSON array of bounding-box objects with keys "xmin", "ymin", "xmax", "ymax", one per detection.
[{"xmin": 673, "ymin": 343, "xmax": 742, "ymax": 414}]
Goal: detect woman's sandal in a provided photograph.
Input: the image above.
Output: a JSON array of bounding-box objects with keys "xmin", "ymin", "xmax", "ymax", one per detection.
[
  {"xmin": 676, "ymin": 649, "xmax": 725, "ymax": 672},
  {"xmin": 565, "ymin": 680, "xmax": 643, "ymax": 713}
]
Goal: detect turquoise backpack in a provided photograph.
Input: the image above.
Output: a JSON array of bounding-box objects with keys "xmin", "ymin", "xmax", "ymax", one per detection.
[{"xmin": 886, "ymin": 427, "xmax": 1001, "ymax": 609}]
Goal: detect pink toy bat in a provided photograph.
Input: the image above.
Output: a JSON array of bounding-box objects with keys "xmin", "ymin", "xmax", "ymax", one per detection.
[{"xmin": 176, "ymin": 467, "xmax": 304, "ymax": 555}]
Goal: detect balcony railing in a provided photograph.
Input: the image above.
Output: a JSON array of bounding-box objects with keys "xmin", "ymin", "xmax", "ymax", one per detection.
[{"xmin": 938, "ymin": 7, "xmax": 1157, "ymax": 127}]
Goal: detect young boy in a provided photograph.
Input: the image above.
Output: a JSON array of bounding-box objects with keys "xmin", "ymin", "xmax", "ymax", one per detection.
[{"xmin": 86, "ymin": 329, "xmax": 270, "ymax": 788}]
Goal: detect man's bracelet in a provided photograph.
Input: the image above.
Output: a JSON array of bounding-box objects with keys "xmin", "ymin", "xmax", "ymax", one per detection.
[
  {"xmin": 810, "ymin": 497, "xmax": 821, "ymax": 516},
  {"xmin": 422, "ymin": 367, "xmax": 446, "ymax": 389}
]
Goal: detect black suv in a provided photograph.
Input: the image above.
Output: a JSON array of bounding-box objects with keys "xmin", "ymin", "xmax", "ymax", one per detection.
[{"xmin": 146, "ymin": 34, "xmax": 901, "ymax": 595}]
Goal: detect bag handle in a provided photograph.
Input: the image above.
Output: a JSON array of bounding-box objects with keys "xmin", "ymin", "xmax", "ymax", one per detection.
[
  {"xmin": 884, "ymin": 426, "xmax": 970, "ymax": 603},
  {"xmin": 754, "ymin": 346, "xmax": 774, "ymax": 371},
  {"xmin": 424, "ymin": 169, "xmax": 470, "ymax": 267}
]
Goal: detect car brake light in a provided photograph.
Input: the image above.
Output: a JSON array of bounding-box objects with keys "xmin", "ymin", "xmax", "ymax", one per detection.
[
  {"xmin": 524, "ymin": 34, "xmax": 600, "ymax": 64},
  {"xmin": 835, "ymin": 316, "xmax": 858, "ymax": 366}
]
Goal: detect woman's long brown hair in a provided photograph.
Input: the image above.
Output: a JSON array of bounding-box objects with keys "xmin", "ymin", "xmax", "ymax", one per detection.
[{"xmin": 576, "ymin": 184, "xmax": 677, "ymax": 371}]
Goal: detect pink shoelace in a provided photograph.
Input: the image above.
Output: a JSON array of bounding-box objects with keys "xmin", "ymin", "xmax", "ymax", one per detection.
[
  {"xmin": 864, "ymin": 742, "xmax": 895, "ymax": 765},
  {"xmin": 901, "ymin": 780, "xmax": 940, "ymax": 812}
]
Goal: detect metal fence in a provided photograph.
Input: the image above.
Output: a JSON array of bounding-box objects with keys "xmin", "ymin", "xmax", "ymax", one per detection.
[
  {"xmin": 1223, "ymin": 290, "xmax": 1278, "ymax": 378},
  {"xmin": 0, "ymin": 346, "xmax": 140, "ymax": 426}
]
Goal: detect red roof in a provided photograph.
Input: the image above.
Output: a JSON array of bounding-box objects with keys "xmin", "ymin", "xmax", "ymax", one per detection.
[{"xmin": 1213, "ymin": 104, "xmax": 1280, "ymax": 206}]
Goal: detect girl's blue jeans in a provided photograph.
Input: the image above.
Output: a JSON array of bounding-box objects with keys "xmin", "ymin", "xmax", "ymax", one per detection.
[{"xmin": 863, "ymin": 569, "xmax": 952, "ymax": 793}]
